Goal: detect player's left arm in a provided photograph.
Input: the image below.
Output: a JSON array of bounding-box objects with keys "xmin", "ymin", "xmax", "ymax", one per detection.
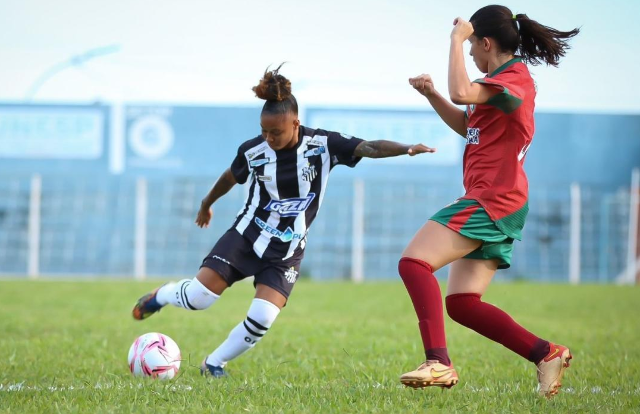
[
  {"xmin": 353, "ymin": 140, "xmax": 436, "ymax": 158},
  {"xmin": 448, "ymin": 17, "xmax": 501, "ymax": 105}
]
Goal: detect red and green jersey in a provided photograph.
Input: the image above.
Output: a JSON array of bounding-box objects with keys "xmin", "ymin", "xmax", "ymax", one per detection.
[{"xmin": 461, "ymin": 57, "xmax": 535, "ymax": 240}]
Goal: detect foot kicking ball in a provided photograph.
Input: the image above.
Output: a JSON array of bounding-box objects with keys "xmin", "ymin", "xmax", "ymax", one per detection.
[{"xmin": 128, "ymin": 332, "xmax": 181, "ymax": 379}]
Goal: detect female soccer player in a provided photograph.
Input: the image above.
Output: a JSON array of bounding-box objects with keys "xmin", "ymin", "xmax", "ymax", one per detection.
[
  {"xmin": 398, "ymin": 5, "xmax": 579, "ymax": 397},
  {"xmin": 132, "ymin": 64, "xmax": 435, "ymax": 378}
]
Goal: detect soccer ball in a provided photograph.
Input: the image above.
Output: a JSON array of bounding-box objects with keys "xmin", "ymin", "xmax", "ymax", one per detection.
[{"xmin": 128, "ymin": 332, "xmax": 181, "ymax": 379}]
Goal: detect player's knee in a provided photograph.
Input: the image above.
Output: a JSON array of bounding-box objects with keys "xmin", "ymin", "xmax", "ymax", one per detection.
[
  {"xmin": 445, "ymin": 293, "xmax": 481, "ymax": 324},
  {"xmin": 179, "ymin": 278, "xmax": 220, "ymax": 310},
  {"xmin": 398, "ymin": 257, "xmax": 435, "ymax": 280}
]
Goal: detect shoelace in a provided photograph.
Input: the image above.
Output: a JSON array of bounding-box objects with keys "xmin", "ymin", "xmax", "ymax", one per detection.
[{"xmin": 419, "ymin": 360, "xmax": 443, "ymax": 370}]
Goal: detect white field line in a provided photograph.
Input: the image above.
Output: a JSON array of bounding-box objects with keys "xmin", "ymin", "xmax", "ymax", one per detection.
[
  {"xmin": 1, "ymin": 382, "xmax": 639, "ymax": 396},
  {"xmin": 0, "ymin": 382, "xmax": 193, "ymax": 392}
]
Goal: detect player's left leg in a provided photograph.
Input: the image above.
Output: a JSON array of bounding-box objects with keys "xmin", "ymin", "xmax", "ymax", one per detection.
[
  {"xmin": 445, "ymin": 258, "xmax": 572, "ymax": 398},
  {"xmin": 201, "ymin": 258, "xmax": 299, "ymax": 377},
  {"xmin": 201, "ymin": 284, "xmax": 285, "ymax": 377}
]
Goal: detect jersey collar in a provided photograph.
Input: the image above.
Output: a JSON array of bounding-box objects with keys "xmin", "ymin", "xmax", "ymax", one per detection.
[{"xmin": 489, "ymin": 57, "xmax": 522, "ymax": 78}]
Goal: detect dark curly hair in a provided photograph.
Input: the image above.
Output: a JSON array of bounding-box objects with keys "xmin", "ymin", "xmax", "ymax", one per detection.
[{"xmin": 252, "ymin": 63, "xmax": 298, "ymax": 115}]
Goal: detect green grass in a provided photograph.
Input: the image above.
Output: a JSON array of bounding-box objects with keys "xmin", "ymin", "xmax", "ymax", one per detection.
[{"xmin": 1, "ymin": 280, "xmax": 639, "ymax": 413}]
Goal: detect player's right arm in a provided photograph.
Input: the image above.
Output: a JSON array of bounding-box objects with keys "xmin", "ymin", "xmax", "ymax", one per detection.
[
  {"xmin": 196, "ymin": 142, "xmax": 252, "ymax": 228},
  {"xmin": 409, "ymin": 74, "xmax": 467, "ymax": 138},
  {"xmin": 195, "ymin": 168, "xmax": 237, "ymax": 228}
]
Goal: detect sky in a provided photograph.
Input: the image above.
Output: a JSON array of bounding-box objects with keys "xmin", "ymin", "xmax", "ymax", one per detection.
[{"xmin": 1, "ymin": 0, "xmax": 639, "ymax": 113}]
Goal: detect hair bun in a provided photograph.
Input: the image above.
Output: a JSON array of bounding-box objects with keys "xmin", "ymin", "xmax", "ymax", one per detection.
[{"xmin": 252, "ymin": 63, "xmax": 292, "ymax": 102}]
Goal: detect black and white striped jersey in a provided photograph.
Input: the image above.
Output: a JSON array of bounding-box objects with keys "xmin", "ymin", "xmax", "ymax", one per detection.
[{"xmin": 229, "ymin": 126, "xmax": 363, "ymax": 261}]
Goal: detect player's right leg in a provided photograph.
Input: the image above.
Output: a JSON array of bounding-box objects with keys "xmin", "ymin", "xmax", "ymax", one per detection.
[
  {"xmin": 132, "ymin": 230, "xmax": 246, "ymax": 320},
  {"xmin": 132, "ymin": 267, "xmax": 227, "ymax": 320},
  {"xmin": 399, "ymin": 217, "xmax": 482, "ymax": 389}
]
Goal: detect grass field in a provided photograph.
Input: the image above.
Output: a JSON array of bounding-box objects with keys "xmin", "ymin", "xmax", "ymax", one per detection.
[{"xmin": 1, "ymin": 280, "xmax": 639, "ymax": 413}]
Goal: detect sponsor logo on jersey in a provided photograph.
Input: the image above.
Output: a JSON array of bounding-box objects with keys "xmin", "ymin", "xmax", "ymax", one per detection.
[
  {"xmin": 304, "ymin": 146, "xmax": 326, "ymax": 158},
  {"xmin": 466, "ymin": 127, "xmax": 480, "ymax": 145},
  {"xmin": 284, "ymin": 266, "xmax": 298, "ymax": 284},
  {"xmin": 257, "ymin": 175, "xmax": 272, "ymax": 182},
  {"xmin": 340, "ymin": 133, "xmax": 353, "ymax": 139},
  {"xmin": 254, "ymin": 217, "xmax": 305, "ymax": 243},
  {"xmin": 301, "ymin": 165, "xmax": 317, "ymax": 182},
  {"xmin": 247, "ymin": 147, "xmax": 267, "ymax": 160},
  {"xmin": 265, "ymin": 193, "xmax": 316, "ymax": 217},
  {"xmin": 249, "ymin": 158, "xmax": 271, "ymax": 167},
  {"xmin": 308, "ymin": 139, "xmax": 324, "ymax": 146}
]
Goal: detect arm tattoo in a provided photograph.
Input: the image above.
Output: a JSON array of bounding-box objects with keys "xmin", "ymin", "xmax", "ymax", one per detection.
[{"xmin": 354, "ymin": 140, "xmax": 410, "ymax": 159}]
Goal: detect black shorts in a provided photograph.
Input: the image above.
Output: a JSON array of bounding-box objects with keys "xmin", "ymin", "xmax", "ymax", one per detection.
[{"xmin": 200, "ymin": 229, "xmax": 303, "ymax": 299}]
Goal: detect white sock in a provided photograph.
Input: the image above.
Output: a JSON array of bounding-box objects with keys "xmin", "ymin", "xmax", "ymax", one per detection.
[
  {"xmin": 206, "ymin": 298, "xmax": 281, "ymax": 367},
  {"xmin": 156, "ymin": 278, "xmax": 220, "ymax": 310}
]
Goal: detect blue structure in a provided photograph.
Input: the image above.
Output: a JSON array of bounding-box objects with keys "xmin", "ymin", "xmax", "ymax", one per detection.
[{"xmin": 0, "ymin": 103, "xmax": 637, "ymax": 282}]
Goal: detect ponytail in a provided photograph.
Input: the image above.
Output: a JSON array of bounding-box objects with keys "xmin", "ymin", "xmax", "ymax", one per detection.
[
  {"xmin": 470, "ymin": 5, "xmax": 580, "ymax": 67},
  {"xmin": 516, "ymin": 14, "xmax": 580, "ymax": 67}
]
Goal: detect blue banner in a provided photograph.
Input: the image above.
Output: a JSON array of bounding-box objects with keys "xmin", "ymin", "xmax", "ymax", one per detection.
[
  {"xmin": 0, "ymin": 103, "xmax": 109, "ymax": 174},
  {"xmin": 124, "ymin": 105, "xmax": 261, "ymax": 176}
]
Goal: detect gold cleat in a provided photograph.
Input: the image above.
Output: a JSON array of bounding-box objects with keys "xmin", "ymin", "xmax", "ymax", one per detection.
[
  {"xmin": 537, "ymin": 343, "xmax": 572, "ymax": 398},
  {"xmin": 400, "ymin": 360, "xmax": 459, "ymax": 389}
]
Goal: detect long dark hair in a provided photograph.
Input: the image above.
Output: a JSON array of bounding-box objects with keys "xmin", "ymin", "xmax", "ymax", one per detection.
[
  {"xmin": 252, "ymin": 63, "xmax": 299, "ymax": 115},
  {"xmin": 470, "ymin": 5, "xmax": 580, "ymax": 67}
]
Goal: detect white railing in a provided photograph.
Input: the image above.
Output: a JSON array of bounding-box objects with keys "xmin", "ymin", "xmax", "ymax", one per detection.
[
  {"xmin": 622, "ymin": 168, "xmax": 639, "ymax": 284},
  {"xmin": 351, "ymin": 178, "xmax": 365, "ymax": 283},
  {"xmin": 3, "ymin": 171, "xmax": 638, "ymax": 283},
  {"xmin": 569, "ymin": 183, "xmax": 581, "ymax": 284},
  {"xmin": 134, "ymin": 177, "xmax": 148, "ymax": 281},
  {"xmin": 27, "ymin": 174, "xmax": 41, "ymax": 279}
]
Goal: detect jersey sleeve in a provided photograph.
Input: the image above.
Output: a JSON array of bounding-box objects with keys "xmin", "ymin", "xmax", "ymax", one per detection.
[
  {"xmin": 473, "ymin": 71, "xmax": 525, "ymax": 114},
  {"xmin": 326, "ymin": 131, "xmax": 365, "ymax": 168},
  {"xmin": 464, "ymin": 105, "xmax": 473, "ymax": 119},
  {"xmin": 230, "ymin": 145, "xmax": 250, "ymax": 184}
]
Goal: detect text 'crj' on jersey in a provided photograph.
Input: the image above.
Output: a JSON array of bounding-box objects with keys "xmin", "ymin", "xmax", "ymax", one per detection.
[{"xmin": 229, "ymin": 126, "xmax": 364, "ymax": 261}]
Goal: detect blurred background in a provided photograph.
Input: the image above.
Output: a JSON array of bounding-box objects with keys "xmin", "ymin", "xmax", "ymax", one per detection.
[{"xmin": 0, "ymin": 0, "xmax": 638, "ymax": 284}]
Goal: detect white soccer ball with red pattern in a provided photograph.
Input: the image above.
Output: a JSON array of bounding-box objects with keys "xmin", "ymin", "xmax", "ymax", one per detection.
[{"xmin": 128, "ymin": 333, "xmax": 181, "ymax": 379}]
